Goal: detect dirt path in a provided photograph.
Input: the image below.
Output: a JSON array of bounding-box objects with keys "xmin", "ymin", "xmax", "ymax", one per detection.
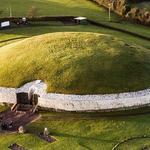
[{"xmin": 0, "ymin": 110, "xmax": 39, "ymax": 131}]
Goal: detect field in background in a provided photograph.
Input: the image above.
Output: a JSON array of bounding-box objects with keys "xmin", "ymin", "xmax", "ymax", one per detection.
[
  {"xmin": 0, "ymin": 0, "xmax": 118, "ymax": 21},
  {"xmin": 0, "ymin": 0, "xmax": 150, "ymax": 38}
]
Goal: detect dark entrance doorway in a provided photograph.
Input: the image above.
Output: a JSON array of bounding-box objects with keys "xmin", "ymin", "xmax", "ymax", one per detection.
[
  {"xmin": 16, "ymin": 92, "xmax": 39, "ymax": 105},
  {"xmin": 1, "ymin": 92, "xmax": 40, "ymax": 132},
  {"xmin": 11, "ymin": 92, "xmax": 39, "ymax": 113}
]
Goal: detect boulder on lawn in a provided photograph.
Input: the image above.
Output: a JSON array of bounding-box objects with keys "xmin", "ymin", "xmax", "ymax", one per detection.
[{"xmin": 18, "ymin": 126, "xmax": 25, "ymax": 134}]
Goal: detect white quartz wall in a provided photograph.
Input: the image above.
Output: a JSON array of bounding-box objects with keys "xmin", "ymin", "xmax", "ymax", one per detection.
[
  {"xmin": 0, "ymin": 87, "xmax": 16, "ymax": 104},
  {"xmin": 38, "ymin": 94, "xmax": 150, "ymax": 111},
  {"xmin": 0, "ymin": 80, "xmax": 150, "ymax": 111}
]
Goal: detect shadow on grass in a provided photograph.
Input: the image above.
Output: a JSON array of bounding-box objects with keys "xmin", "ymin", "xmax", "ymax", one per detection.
[
  {"xmin": 0, "ymin": 36, "xmax": 27, "ymax": 43},
  {"xmin": 52, "ymin": 132, "xmax": 118, "ymax": 143},
  {"xmin": 27, "ymin": 125, "xmax": 118, "ymax": 143}
]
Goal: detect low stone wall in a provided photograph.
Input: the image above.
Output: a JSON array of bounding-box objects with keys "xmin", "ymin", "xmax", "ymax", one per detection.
[
  {"xmin": 0, "ymin": 80, "xmax": 150, "ymax": 111},
  {"xmin": 0, "ymin": 88, "xmax": 16, "ymax": 104}
]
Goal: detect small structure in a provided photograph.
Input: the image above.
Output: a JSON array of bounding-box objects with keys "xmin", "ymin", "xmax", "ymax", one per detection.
[
  {"xmin": 0, "ymin": 21, "xmax": 10, "ymax": 28},
  {"xmin": 74, "ymin": 17, "xmax": 87, "ymax": 25},
  {"xmin": 14, "ymin": 17, "xmax": 28, "ymax": 26},
  {"xmin": 22, "ymin": 17, "xmax": 28, "ymax": 25},
  {"xmin": 39, "ymin": 128, "xmax": 56, "ymax": 143},
  {"xmin": 11, "ymin": 91, "xmax": 39, "ymax": 113}
]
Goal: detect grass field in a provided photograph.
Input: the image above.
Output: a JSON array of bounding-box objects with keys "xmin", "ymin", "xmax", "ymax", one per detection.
[
  {"xmin": 0, "ymin": 111, "xmax": 150, "ymax": 150},
  {"xmin": 0, "ymin": 0, "xmax": 117, "ymax": 20},
  {"xmin": 1, "ymin": 24, "xmax": 150, "ymax": 49},
  {"xmin": 0, "ymin": 0, "xmax": 150, "ymax": 38},
  {"xmin": 1, "ymin": 32, "xmax": 150, "ymax": 94}
]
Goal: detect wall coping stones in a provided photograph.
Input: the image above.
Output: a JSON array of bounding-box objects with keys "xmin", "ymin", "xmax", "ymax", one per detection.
[{"xmin": 0, "ymin": 80, "xmax": 150, "ymax": 111}]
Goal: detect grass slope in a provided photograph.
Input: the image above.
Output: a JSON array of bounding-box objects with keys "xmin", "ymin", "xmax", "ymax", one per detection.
[
  {"xmin": 0, "ymin": 25, "xmax": 150, "ymax": 49},
  {"xmin": 0, "ymin": 32, "xmax": 150, "ymax": 94}
]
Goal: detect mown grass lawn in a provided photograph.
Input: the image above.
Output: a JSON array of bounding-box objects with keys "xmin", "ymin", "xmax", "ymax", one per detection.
[
  {"xmin": 0, "ymin": 0, "xmax": 150, "ymax": 38},
  {"xmin": 0, "ymin": 0, "xmax": 117, "ymax": 20},
  {"xmin": 0, "ymin": 111, "xmax": 150, "ymax": 150},
  {"xmin": 0, "ymin": 24, "xmax": 150, "ymax": 49}
]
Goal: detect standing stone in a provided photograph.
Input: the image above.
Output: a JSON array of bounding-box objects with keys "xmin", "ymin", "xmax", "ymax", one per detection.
[
  {"xmin": 43, "ymin": 127, "xmax": 49, "ymax": 136},
  {"xmin": 18, "ymin": 126, "xmax": 25, "ymax": 134}
]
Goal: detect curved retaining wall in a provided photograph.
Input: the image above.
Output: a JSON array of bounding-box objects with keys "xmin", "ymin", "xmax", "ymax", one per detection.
[{"xmin": 1, "ymin": 80, "xmax": 150, "ymax": 111}]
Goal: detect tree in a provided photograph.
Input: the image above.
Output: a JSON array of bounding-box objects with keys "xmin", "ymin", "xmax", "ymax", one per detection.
[{"xmin": 27, "ymin": 6, "xmax": 38, "ymax": 18}]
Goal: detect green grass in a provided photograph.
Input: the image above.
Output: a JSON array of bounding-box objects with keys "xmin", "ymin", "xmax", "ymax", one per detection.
[
  {"xmin": 0, "ymin": 105, "xmax": 7, "ymax": 112},
  {"xmin": 117, "ymin": 138, "xmax": 150, "ymax": 150},
  {"xmin": 0, "ymin": 24, "xmax": 150, "ymax": 49},
  {"xmin": 0, "ymin": 0, "xmax": 150, "ymax": 38},
  {"xmin": 0, "ymin": 0, "xmax": 150, "ymax": 149},
  {"xmin": 0, "ymin": 32, "xmax": 150, "ymax": 94},
  {"xmin": 1, "ymin": 111, "xmax": 150, "ymax": 150},
  {"xmin": 0, "ymin": 0, "xmax": 117, "ymax": 21}
]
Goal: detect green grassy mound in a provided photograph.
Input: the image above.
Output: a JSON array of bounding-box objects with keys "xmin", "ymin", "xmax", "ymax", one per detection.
[{"xmin": 0, "ymin": 32, "xmax": 150, "ymax": 94}]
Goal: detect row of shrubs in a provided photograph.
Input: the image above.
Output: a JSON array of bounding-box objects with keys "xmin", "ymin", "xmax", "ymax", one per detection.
[
  {"xmin": 92, "ymin": 0, "xmax": 127, "ymax": 15},
  {"xmin": 92, "ymin": 0, "xmax": 150, "ymax": 26}
]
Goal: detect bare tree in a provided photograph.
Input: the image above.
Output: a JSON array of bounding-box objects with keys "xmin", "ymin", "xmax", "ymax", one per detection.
[{"xmin": 27, "ymin": 6, "xmax": 38, "ymax": 18}]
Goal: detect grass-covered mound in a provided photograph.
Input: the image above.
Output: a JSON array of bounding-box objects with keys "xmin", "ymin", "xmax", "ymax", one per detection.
[{"xmin": 0, "ymin": 32, "xmax": 150, "ymax": 94}]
